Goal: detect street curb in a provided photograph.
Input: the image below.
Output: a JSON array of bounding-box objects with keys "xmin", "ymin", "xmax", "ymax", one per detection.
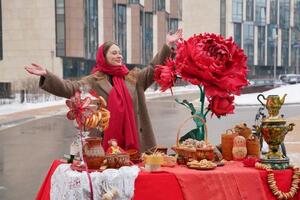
[{"xmin": 0, "ymin": 116, "xmax": 36, "ymax": 129}]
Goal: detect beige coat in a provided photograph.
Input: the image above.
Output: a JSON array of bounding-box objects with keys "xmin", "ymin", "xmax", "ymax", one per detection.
[{"xmin": 40, "ymin": 44, "xmax": 171, "ymax": 152}]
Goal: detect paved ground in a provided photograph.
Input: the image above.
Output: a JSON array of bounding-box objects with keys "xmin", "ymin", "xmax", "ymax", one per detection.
[
  {"xmin": 0, "ymin": 104, "xmax": 66, "ymax": 129},
  {"xmin": 1, "ymin": 102, "xmax": 300, "ymax": 165}
]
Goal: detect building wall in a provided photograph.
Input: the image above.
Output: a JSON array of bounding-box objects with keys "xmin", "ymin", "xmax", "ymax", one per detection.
[
  {"xmin": 182, "ymin": 0, "xmax": 220, "ymax": 38},
  {"xmin": 0, "ymin": 0, "xmax": 183, "ymax": 88},
  {"xmin": 65, "ymin": 0, "xmax": 84, "ymax": 58},
  {"xmin": 130, "ymin": 4, "xmax": 141, "ymax": 64},
  {"xmin": 0, "ymin": 0, "xmax": 63, "ymax": 89},
  {"xmin": 183, "ymin": 0, "xmax": 300, "ymax": 78},
  {"xmin": 103, "ymin": 0, "xmax": 114, "ymax": 42}
]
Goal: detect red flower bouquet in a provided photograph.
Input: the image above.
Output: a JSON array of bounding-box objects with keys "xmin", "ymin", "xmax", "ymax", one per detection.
[{"xmin": 154, "ymin": 33, "xmax": 248, "ymax": 140}]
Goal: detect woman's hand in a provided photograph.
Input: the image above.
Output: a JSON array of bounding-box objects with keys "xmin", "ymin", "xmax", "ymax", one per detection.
[
  {"xmin": 166, "ymin": 28, "xmax": 183, "ymax": 47},
  {"xmin": 24, "ymin": 63, "xmax": 47, "ymax": 76}
]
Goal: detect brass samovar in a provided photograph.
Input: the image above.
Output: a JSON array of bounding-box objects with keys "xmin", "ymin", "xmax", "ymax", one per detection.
[{"xmin": 254, "ymin": 94, "xmax": 295, "ymax": 169}]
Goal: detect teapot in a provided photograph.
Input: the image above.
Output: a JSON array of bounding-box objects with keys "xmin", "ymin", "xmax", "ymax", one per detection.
[{"xmin": 257, "ymin": 94, "xmax": 287, "ymax": 118}]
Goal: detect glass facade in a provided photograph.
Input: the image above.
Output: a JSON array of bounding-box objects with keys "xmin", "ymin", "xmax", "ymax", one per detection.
[
  {"xmin": 267, "ymin": 25, "xmax": 277, "ymax": 66},
  {"xmin": 229, "ymin": 0, "xmax": 298, "ymax": 77},
  {"xmin": 114, "ymin": 4, "xmax": 127, "ymax": 61},
  {"xmin": 232, "ymin": 0, "xmax": 243, "ymax": 22},
  {"xmin": 246, "ymin": 0, "xmax": 254, "ymax": 21},
  {"xmin": 295, "ymin": 0, "xmax": 300, "ymax": 28},
  {"xmin": 52, "ymin": 0, "xmax": 182, "ymax": 78},
  {"xmin": 291, "ymin": 28, "xmax": 300, "ymax": 73},
  {"xmin": 85, "ymin": 0, "xmax": 98, "ymax": 60},
  {"xmin": 169, "ymin": 18, "xmax": 179, "ymax": 33},
  {"xmin": 279, "ymin": 0, "xmax": 290, "ymax": 29},
  {"xmin": 129, "ymin": 0, "xmax": 140, "ymax": 4},
  {"xmin": 220, "ymin": 0, "xmax": 226, "ymax": 36},
  {"xmin": 292, "ymin": 1, "xmax": 300, "ymax": 73},
  {"xmin": 270, "ymin": 0, "xmax": 278, "ymax": 24},
  {"xmin": 156, "ymin": 0, "xmax": 165, "ymax": 11},
  {"xmin": 144, "ymin": 12, "xmax": 153, "ymax": 65},
  {"xmin": 281, "ymin": 29, "xmax": 289, "ymax": 68},
  {"xmin": 257, "ymin": 26, "xmax": 266, "ymax": 65},
  {"xmin": 55, "ymin": 0, "xmax": 65, "ymax": 57},
  {"xmin": 255, "ymin": 0, "xmax": 266, "ymax": 25},
  {"xmin": 63, "ymin": 57, "xmax": 95, "ymax": 79},
  {"xmin": 243, "ymin": 23, "xmax": 254, "ymax": 65},
  {"xmin": 233, "ymin": 23, "xmax": 242, "ymax": 47}
]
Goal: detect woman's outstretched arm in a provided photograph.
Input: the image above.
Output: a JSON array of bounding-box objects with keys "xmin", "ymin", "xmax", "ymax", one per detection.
[
  {"xmin": 137, "ymin": 29, "xmax": 183, "ymax": 90},
  {"xmin": 24, "ymin": 63, "xmax": 85, "ymax": 98}
]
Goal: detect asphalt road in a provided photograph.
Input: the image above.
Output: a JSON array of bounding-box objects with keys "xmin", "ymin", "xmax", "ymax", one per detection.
[{"xmin": 1, "ymin": 94, "xmax": 300, "ymax": 200}]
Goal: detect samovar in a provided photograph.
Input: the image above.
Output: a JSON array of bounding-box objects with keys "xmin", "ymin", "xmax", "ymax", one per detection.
[{"xmin": 254, "ymin": 94, "xmax": 295, "ymax": 169}]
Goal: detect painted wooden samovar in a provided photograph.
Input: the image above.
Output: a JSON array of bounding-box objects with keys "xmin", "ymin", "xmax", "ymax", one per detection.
[{"xmin": 254, "ymin": 94, "xmax": 295, "ymax": 169}]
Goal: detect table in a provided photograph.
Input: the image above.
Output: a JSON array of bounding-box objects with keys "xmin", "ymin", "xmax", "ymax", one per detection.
[{"xmin": 36, "ymin": 160, "xmax": 300, "ymax": 200}]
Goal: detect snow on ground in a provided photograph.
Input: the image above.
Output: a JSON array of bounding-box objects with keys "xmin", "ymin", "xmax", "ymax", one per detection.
[
  {"xmin": 235, "ymin": 83, "xmax": 300, "ymax": 105},
  {"xmin": 0, "ymin": 99, "xmax": 66, "ymax": 115},
  {"xmin": 1, "ymin": 84, "xmax": 300, "ymax": 116}
]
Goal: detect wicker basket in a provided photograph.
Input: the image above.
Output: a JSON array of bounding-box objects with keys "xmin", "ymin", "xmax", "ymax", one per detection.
[
  {"xmin": 172, "ymin": 115, "xmax": 214, "ymax": 164},
  {"xmin": 106, "ymin": 153, "xmax": 130, "ymax": 168}
]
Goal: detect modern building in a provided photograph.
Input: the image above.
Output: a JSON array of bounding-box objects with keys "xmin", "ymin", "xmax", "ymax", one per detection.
[
  {"xmin": 183, "ymin": 0, "xmax": 300, "ymax": 79},
  {"xmin": 0, "ymin": 0, "xmax": 182, "ymax": 96}
]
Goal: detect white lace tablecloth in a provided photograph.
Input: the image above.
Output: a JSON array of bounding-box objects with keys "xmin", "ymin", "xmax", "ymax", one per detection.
[{"xmin": 50, "ymin": 164, "xmax": 140, "ymax": 200}]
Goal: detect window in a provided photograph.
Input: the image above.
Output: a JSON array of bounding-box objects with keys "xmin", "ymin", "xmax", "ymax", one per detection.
[
  {"xmin": 144, "ymin": 12, "xmax": 153, "ymax": 65},
  {"xmin": 233, "ymin": 23, "xmax": 242, "ymax": 47},
  {"xmin": 295, "ymin": 0, "xmax": 300, "ymax": 30},
  {"xmin": 281, "ymin": 29, "xmax": 289, "ymax": 66},
  {"xmin": 291, "ymin": 29, "xmax": 300, "ymax": 70},
  {"xmin": 220, "ymin": 0, "xmax": 226, "ymax": 36},
  {"xmin": 279, "ymin": 0, "xmax": 290, "ymax": 29},
  {"xmin": 0, "ymin": 83, "xmax": 11, "ymax": 98},
  {"xmin": 63, "ymin": 58, "xmax": 95, "ymax": 78},
  {"xmin": 243, "ymin": 23, "xmax": 254, "ymax": 65},
  {"xmin": 246, "ymin": 0, "xmax": 254, "ymax": 21},
  {"xmin": 169, "ymin": 18, "xmax": 179, "ymax": 33},
  {"xmin": 270, "ymin": 0, "xmax": 278, "ymax": 24},
  {"xmin": 257, "ymin": 26, "xmax": 266, "ymax": 65},
  {"xmin": 85, "ymin": 0, "xmax": 98, "ymax": 59},
  {"xmin": 114, "ymin": 4, "xmax": 127, "ymax": 61},
  {"xmin": 256, "ymin": 0, "xmax": 266, "ymax": 25},
  {"xmin": 55, "ymin": 0, "xmax": 65, "ymax": 57},
  {"xmin": 232, "ymin": 0, "xmax": 243, "ymax": 22},
  {"xmin": 129, "ymin": 0, "xmax": 139, "ymax": 4},
  {"xmin": 267, "ymin": 25, "xmax": 277, "ymax": 66},
  {"xmin": 156, "ymin": 0, "xmax": 165, "ymax": 11}
]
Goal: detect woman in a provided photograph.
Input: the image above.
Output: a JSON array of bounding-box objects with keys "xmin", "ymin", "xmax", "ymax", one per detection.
[{"xmin": 25, "ymin": 29, "xmax": 182, "ymax": 152}]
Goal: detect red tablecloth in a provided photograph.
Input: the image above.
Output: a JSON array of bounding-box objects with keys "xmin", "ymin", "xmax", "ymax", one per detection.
[{"xmin": 36, "ymin": 160, "xmax": 300, "ymax": 200}]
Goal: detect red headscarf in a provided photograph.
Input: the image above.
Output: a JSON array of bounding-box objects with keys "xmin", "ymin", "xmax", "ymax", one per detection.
[{"xmin": 92, "ymin": 44, "xmax": 139, "ymax": 151}]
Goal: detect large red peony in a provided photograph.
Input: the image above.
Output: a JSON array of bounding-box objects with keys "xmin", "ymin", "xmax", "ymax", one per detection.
[{"xmin": 154, "ymin": 33, "xmax": 249, "ymax": 117}]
